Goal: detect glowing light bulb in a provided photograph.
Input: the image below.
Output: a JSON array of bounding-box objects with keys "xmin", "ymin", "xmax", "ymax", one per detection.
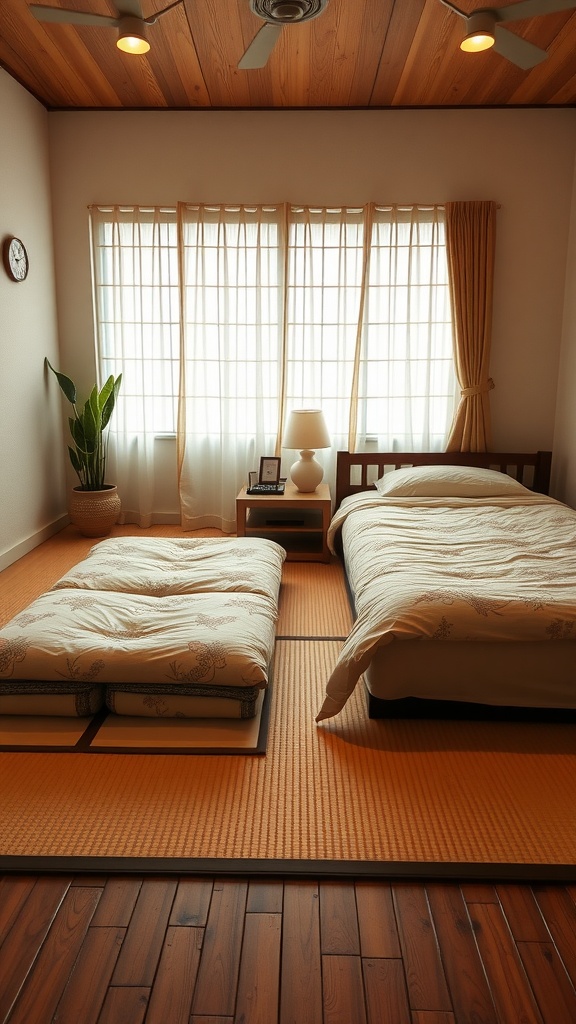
[
  {"xmin": 116, "ymin": 17, "xmax": 150, "ymax": 55},
  {"xmin": 460, "ymin": 12, "xmax": 496, "ymax": 55},
  {"xmin": 461, "ymin": 32, "xmax": 495, "ymax": 53}
]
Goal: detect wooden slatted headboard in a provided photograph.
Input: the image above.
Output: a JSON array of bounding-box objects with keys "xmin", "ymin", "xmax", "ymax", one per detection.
[{"xmin": 335, "ymin": 450, "xmax": 552, "ymax": 509}]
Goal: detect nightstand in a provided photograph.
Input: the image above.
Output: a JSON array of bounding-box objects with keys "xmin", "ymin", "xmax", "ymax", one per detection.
[{"xmin": 236, "ymin": 482, "xmax": 332, "ymax": 562}]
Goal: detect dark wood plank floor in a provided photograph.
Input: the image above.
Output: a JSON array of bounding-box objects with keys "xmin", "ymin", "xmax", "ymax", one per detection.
[{"xmin": 2, "ymin": 875, "xmax": 576, "ymax": 1023}]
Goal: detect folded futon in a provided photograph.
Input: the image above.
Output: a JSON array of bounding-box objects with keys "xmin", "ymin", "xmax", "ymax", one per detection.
[{"xmin": 0, "ymin": 536, "xmax": 285, "ymax": 719}]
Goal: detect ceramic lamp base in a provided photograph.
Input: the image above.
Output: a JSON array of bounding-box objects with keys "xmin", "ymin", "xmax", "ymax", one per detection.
[{"xmin": 290, "ymin": 450, "xmax": 324, "ymax": 492}]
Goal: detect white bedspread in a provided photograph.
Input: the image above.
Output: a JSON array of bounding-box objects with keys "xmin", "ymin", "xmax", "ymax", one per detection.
[{"xmin": 316, "ymin": 491, "xmax": 576, "ymax": 721}]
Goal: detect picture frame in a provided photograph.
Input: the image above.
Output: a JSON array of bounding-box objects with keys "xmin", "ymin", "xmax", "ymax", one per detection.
[
  {"xmin": 259, "ymin": 456, "xmax": 281, "ymax": 485},
  {"xmin": 248, "ymin": 471, "xmax": 258, "ymax": 490}
]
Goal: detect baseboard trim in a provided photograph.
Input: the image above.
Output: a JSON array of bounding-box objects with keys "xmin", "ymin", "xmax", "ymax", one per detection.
[{"xmin": 0, "ymin": 515, "xmax": 69, "ymax": 572}]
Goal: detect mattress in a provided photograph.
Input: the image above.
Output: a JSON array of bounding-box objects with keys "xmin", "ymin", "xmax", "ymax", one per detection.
[
  {"xmin": 0, "ymin": 536, "xmax": 285, "ymax": 718},
  {"xmin": 316, "ymin": 489, "xmax": 576, "ymax": 721},
  {"xmin": 364, "ymin": 639, "xmax": 576, "ymax": 707}
]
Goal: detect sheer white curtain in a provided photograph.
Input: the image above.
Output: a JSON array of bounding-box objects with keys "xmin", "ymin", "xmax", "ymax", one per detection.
[
  {"xmin": 283, "ymin": 206, "xmax": 367, "ymax": 486},
  {"xmin": 282, "ymin": 204, "xmax": 455, "ymax": 482},
  {"xmin": 91, "ymin": 202, "xmax": 455, "ymax": 530},
  {"xmin": 90, "ymin": 205, "xmax": 179, "ymax": 526},
  {"xmin": 354, "ymin": 205, "xmax": 455, "ymax": 453},
  {"xmin": 177, "ymin": 204, "xmax": 285, "ymax": 532}
]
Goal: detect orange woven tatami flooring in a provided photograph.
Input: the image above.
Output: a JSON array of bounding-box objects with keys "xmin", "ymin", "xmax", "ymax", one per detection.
[
  {"xmin": 2, "ymin": 526, "xmax": 576, "ymax": 872},
  {"xmin": 1, "ymin": 639, "xmax": 576, "ymax": 867}
]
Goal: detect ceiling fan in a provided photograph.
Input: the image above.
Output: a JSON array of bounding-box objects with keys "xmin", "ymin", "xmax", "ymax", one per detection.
[
  {"xmin": 439, "ymin": 0, "xmax": 576, "ymax": 69},
  {"xmin": 238, "ymin": 0, "xmax": 328, "ymax": 70},
  {"xmin": 29, "ymin": 0, "xmax": 183, "ymax": 54}
]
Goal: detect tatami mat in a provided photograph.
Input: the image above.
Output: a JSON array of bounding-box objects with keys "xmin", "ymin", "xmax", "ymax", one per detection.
[
  {"xmin": 90, "ymin": 692, "xmax": 266, "ymax": 752},
  {"xmin": 1, "ymin": 639, "xmax": 576, "ymax": 873},
  {"xmin": 276, "ymin": 560, "xmax": 352, "ymax": 637},
  {"xmin": 2, "ymin": 526, "xmax": 576, "ymax": 877},
  {"xmin": 0, "ymin": 716, "xmax": 90, "ymax": 748}
]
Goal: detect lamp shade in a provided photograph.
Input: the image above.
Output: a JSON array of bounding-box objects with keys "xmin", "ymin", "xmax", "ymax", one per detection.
[
  {"xmin": 283, "ymin": 409, "xmax": 330, "ymax": 492},
  {"xmin": 283, "ymin": 409, "xmax": 330, "ymax": 451}
]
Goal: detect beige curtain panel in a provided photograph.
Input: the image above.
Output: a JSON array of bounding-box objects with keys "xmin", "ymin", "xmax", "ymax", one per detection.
[{"xmin": 445, "ymin": 200, "xmax": 497, "ymax": 452}]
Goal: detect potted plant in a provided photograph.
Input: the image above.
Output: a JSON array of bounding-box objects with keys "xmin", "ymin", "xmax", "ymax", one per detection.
[{"xmin": 47, "ymin": 358, "xmax": 123, "ymax": 537}]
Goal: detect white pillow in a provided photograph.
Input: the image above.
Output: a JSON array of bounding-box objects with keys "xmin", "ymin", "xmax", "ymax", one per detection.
[{"xmin": 373, "ymin": 463, "xmax": 531, "ymax": 498}]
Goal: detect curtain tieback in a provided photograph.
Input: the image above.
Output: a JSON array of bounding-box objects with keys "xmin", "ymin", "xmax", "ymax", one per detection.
[{"xmin": 461, "ymin": 378, "xmax": 495, "ymax": 398}]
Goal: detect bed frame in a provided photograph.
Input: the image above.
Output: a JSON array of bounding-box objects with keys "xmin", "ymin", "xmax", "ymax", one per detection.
[
  {"xmin": 333, "ymin": 449, "xmax": 569, "ymax": 722},
  {"xmin": 335, "ymin": 449, "xmax": 552, "ymax": 508}
]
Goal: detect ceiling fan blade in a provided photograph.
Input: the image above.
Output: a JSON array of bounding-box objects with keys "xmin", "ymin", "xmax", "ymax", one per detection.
[
  {"xmin": 29, "ymin": 5, "xmax": 119, "ymax": 27},
  {"xmin": 238, "ymin": 23, "xmax": 283, "ymax": 69},
  {"xmin": 117, "ymin": 0, "xmax": 144, "ymax": 18},
  {"xmin": 493, "ymin": 23, "xmax": 548, "ymax": 66},
  {"xmin": 438, "ymin": 0, "xmax": 468, "ymax": 18},
  {"xmin": 494, "ymin": 0, "xmax": 576, "ymax": 23}
]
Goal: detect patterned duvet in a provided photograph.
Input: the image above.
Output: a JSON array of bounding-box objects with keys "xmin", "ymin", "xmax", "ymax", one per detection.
[
  {"xmin": 0, "ymin": 537, "xmax": 285, "ymax": 717},
  {"xmin": 316, "ymin": 491, "xmax": 576, "ymax": 721}
]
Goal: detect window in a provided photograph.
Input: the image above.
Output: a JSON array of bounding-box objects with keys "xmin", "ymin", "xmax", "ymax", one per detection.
[
  {"xmin": 91, "ymin": 206, "xmax": 180, "ymax": 435},
  {"xmin": 90, "ymin": 202, "xmax": 456, "ymax": 527},
  {"xmin": 91, "ymin": 202, "xmax": 454, "ymax": 447}
]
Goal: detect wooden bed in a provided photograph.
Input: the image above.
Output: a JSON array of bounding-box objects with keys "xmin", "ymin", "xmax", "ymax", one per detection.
[
  {"xmin": 335, "ymin": 449, "xmax": 553, "ymax": 509},
  {"xmin": 318, "ymin": 449, "xmax": 576, "ymax": 722}
]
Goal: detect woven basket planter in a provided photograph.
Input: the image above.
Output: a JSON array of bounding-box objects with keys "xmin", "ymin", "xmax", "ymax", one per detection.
[{"xmin": 69, "ymin": 485, "xmax": 121, "ymax": 538}]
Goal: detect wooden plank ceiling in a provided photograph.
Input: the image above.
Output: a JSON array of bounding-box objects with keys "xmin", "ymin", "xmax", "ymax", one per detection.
[{"xmin": 1, "ymin": 0, "xmax": 575, "ymax": 110}]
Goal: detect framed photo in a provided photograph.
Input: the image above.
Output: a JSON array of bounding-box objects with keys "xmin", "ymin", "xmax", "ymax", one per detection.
[
  {"xmin": 248, "ymin": 471, "xmax": 258, "ymax": 490},
  {"xmin": 259, "ymin": 456, "xmax": 281, "ymax": 485}
]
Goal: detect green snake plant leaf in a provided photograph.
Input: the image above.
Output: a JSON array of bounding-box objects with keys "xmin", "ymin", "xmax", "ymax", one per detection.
[
  {"xmin": 101, "ymin": 374, "xmax": 122, "ymax": 431},
  {"xmin": 84, "ymin": 390, "xmax": 100, "ymax": 449},
  {"xmin": 68, "ymin": 447, "xmax": 83, "ymax": 478},
  {"xmin": 70, "ymin": 415, "xmax": 89, "ymax": 455},
  {"xmin": 46, "ymin": 359, "xmax": 77, "ymax": 405},
  {"xmin": 48, "ymin": 359, "xmax": 122, "ymax": 490}
]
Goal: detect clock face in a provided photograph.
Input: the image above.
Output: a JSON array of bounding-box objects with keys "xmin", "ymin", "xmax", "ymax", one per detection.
[{"xmin": 3, "ymin": 237, "xmax": 28, "ymax": 281}]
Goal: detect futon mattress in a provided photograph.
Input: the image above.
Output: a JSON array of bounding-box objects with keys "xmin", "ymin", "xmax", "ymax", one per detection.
[{"xmin": 0, "ymin": 536, "xmax": 285, "ymax": 717}]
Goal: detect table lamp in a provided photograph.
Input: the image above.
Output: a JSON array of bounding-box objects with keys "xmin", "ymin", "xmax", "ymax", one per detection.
[{"xmin": 283, "ymin": 409, "xmax": 330, "ymax": 492}]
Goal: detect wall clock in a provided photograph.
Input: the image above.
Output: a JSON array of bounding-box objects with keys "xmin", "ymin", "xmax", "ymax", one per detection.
[{"xmin": 3, "ymin": 236, "xmax": 29, "ymax": 281}]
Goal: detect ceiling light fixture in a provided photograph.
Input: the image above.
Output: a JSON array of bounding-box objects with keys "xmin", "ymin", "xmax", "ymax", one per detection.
[
  {"xmin": 440, "ymin": 0, "xmax": 575, "ymax": 70},
  {"xmin": 30, "ymin": 0, "xmax": 185, "ymax": 57},
  {"xmin": 116, "ymin": 15, "xmax": 150, "ymax": 54},
  {"xmin": 460, "ymin": 11, "xmax": 496, "ymax": 52}
]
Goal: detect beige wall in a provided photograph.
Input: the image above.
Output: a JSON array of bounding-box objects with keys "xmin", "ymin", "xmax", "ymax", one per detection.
[
  {"xmin": 1, "ymin": 85, "xmax": 576, "ymax": 568},
  {"xmin": 49, "ymin": 108, "xmax": 575, "ymax": 455},
  {"xmin": 0, "ymin": 70, "xmax": 67, "ymax": 570}
]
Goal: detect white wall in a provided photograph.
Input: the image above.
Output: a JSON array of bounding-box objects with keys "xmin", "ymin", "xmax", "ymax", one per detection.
[{"xmin": 0, "ymin": 70, "xmax": 67, "ymax": 571}]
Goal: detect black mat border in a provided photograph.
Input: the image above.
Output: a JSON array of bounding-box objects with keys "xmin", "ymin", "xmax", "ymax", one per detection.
[{"xmin": 0, "ymin": 855, "xmax": 574, "ymax": 883}]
